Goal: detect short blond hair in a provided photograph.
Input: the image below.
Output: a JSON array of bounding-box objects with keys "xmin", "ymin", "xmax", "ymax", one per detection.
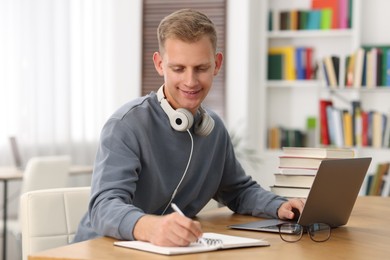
[{"xmin": 157, "ymin": 9, "xmax": 217, "ymax": 53}]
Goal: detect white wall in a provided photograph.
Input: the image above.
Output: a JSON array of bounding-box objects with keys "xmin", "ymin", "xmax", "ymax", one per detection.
[
  {"xmin": 112, "ymin": 0, "xmax": 143, "ymax": 106},
  {"xmin": 226, "ymin": 0, "xmax": 272, "ymax": 188},
  {"xmin": 361, "ymin": 0, "xmax": 390, "ymax": 45}
]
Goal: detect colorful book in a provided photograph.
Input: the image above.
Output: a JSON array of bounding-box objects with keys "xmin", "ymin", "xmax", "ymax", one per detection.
[
  {"xmin": 290, "ymin": 10, "xmax": 299, "ymax": 30},
  {"xmin": 295, "ymin": 47, "xmax": 306, "ymax": 80},
  {"xmin": 365, "ymin": 49, "xmax": 375, "ymax": 88},
  {"xmin": 353, "ymin": 48, "xmax": 365, "ymax": 88},
  {"xmin": 323, "ymin": 56, "xmax": 338, "ymax": 87},
  {"xmin": 267, "ymin": 54, "xmax": 283, "ymax": 80},
  {"xmin": 368, "ymin": 163, "xmax": 390, "ymax": 196},
  {"xmin": 343, "ymin": 110, "xmax": 353, "ymax": 147},
  {"xmin": 280, "ymin": 11, "xmax": 290, "ymax": 30},
  {"xmin": 352, "ymin": 101, "xmax": 362, "ymax": 146},
  {"xmin": 372, "ymin": 112, "xmax": 383, "ymax": 148},
  {"xmin": 268, "ymin": 46, "xmax": 296, "ymax": 80},
  {"xmin": 346, "ymin": 52, "xmax": 356, "ymax": 87},
  {"xmin": 387, "ymin": 49, "xmax": 390, "ymax": 85},
  {"xmin": 332, "ymin": 56, "xmax": 340, "ymax": 85},
  {"xmin": 332, "ymin": 107, "xmax": 344, "ymax": 147},
  {"xmin": 268, "ymin": 11, "xmax": 273, "ymax": 31},
  {"xmin": 307, "ymin": 10, "xmax": 321, "ymax": 30},
  {"xmin": 319, "ymin": 99, "xmax": 333, "ymax": 145},
  {"xmin": 383, "ymin": 112, "xmax": 390, "ymax": 148},
  {"xmin": 312, "ymin": 0, "xmax": 340, "ymax": 29},
  {"xmin": 326, "ymin": 105, "xmax": 336, "ymax": 145},
  {"xmin": 362, "ymin": 45, "xmax": 390, "ymax": 86},
  {"xmin": 305, "ymin": 47, "xmax": 314, "ymax": 79},
  {"xmin": 339, "ymin": 0, "xmax": 349, "ymax": 29},
  {"xmin": 320, "ymin": 8, "xmax": 332, "ymax": 29},
  {"xmin": 361, "ymin": 110, "xmax": 369, "ymax": 146},
  {"xmin": 298, "ymin": 10, "xmax": 309, "ymax": 30}
]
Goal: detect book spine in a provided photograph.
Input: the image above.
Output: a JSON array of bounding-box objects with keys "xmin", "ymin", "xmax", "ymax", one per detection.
[
  {"xmin": 339, "ymin": 0, "xmax": 349, "ymax": 29},
  {"xmin": 387, "ymin": 49, "xmax": 390, "ymax": 86},
  {"xmin": 319, "ymin": 100, "xmax": 333, "ymax": 145}
]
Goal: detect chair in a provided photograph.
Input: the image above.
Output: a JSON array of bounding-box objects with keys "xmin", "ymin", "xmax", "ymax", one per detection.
[
  {"xmin": 5, "ymin": 155, "xmax": 71, "ymax": 259},
  {"xmin": 20, "ymin": 186, "xmax": 90, "ymax": 260},
  {"xmin": 20, "ymin": 155, "xmax": 71, "ymax": 194}
]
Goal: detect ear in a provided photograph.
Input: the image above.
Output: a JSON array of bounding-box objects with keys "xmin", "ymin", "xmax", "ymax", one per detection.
[
  {"xmin": 213, "ymin": 52, "xmax": 223, "ymax": 76},
  {"xmin": 153, "ymin": 52, "xmax": 164, "ymax": 76}
]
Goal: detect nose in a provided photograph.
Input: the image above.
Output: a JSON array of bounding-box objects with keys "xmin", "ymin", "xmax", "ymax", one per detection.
[{"xmin": 184, "ymin": 70, "xmax": 198, "ymax": 87}]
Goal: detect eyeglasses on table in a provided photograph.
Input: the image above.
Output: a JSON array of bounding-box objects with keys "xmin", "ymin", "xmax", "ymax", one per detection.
[{"xmin": 278, "ymin": 223, "xmax": 331, "ymax": 242}]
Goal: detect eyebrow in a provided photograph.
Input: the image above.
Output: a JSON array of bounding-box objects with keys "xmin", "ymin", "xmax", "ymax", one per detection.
[{"xmin": 168, "ymin": 62, "xmax": 211, "ymax": 68}]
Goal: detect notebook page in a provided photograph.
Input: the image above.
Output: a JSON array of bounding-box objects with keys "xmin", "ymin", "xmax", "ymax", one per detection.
[
  {"xmin": 114, "ymin": 232, "xmax": 269, "ymax": 255},
  {"xmin": 203, "ymin": 233, "xmax": 270, "ymax": 249}
]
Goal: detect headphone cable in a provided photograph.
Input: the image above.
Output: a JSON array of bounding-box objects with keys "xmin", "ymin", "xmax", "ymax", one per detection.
[{"xmin": 161, "ymin": 129, "xmax": 194, "ymax": 215}]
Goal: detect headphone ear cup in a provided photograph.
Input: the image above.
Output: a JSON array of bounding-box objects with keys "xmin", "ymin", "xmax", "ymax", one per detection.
[
  {"xmin": 195, "ymin": 112, "xmax": 215, "ymax": 136},
  {"xmin": 170, "ymin": 108, "xmax": 194, "ymax": 132}
]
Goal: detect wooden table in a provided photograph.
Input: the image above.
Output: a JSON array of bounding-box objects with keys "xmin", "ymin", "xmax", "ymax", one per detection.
[
  {"xmin": 28, "ymin": 196, "xmax": 390, "ymax": 260},
  {"xmin": 0, "ymin": 165, "xmax": 93, "ymax": 260}
]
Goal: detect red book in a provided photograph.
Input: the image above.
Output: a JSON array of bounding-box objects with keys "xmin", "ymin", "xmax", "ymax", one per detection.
[
  {"xmin": 305, "ymin": 47, "xmax": 314, "ymax": 79},
  {"xmin": 312, "ymin": 0, "xmax": 340, "ymax": 29},
  {"xmin": 361, "ymin": 111, "xmax": 369, "ymax": 146},
  {"xmin": 319, "ymin": 99, "xmax": 333, "ymax": 145}
]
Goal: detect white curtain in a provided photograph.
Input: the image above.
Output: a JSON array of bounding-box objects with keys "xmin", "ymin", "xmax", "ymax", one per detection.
[{"xmin": 0, "ymin": 0, "xmax": 142, "ymax": 166}]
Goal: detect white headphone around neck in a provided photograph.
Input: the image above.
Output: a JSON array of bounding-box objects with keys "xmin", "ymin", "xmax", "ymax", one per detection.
[{"xmin": 156, "ymin": 86, "xmax": 214, "ymax": 136}]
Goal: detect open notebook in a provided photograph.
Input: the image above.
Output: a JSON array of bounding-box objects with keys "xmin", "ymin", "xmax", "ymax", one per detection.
[{"xmin": 114, "ymin": 232, "xmax": 269, "ymax": 255}]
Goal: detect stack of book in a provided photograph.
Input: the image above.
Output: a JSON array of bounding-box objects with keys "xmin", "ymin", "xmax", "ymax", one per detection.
[{"xmin": 271, "ymin": 147, "xmax": 355, "ymax": 198}]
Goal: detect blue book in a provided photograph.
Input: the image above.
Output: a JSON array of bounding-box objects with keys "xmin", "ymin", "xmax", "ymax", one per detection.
[
  {"xmin": 295, "ymin": 47, "xmax": 305, "ymax": 80},
  {"xmin": 307, "ymin": 10, "xmax": 321, "ymax": 30}
]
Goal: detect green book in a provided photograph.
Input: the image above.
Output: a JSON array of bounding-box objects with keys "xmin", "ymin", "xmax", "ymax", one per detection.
[
  {"xmin": 362, "ymin": 45, "xmax": 390, "ymax": 86},
  {"xmin": 268, "ymin": 11, "xmax": 273, "ymax": 31},
  {"xmin": 267, "ymin": 54, "xmax": 283, "ymax": 80},
  {"xmin": 298, "ymin": 10, "xmax": 309, "ymax": 30},
  {"xmin": 320, "ymin": 8, "xmax": 332, "ymax": 29}
]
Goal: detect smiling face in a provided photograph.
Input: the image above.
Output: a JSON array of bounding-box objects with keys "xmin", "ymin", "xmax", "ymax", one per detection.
[{"xmin": 153, "ymin": 36, "xmax": 223, "ymax": 115}]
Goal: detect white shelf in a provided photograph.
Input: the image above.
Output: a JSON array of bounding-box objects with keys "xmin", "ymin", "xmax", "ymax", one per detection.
[
  {"xmin": 267, "ymin": 80, "xmax": 321, "ymax": 88},
  {"xmin": 326, "ymin": 87, "xmax": 390, "ymax": 92},
  {"xmin": 268, "ymin": 29, "xmax": 354, "ymax": 39}
]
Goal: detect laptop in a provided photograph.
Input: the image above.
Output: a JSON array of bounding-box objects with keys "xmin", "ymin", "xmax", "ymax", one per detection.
[{"xmin": 229, "ymin": 157, "xmax": 372, "ymax": 233}]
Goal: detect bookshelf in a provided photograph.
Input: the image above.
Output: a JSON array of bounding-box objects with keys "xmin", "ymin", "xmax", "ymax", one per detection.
[
  {"xmin": 263, "ymin": 0, "xmax": 361, "ymax": 151},
  {"xmin": 238, "ymin": 0, "xmax": 389, "ymax": 193}
]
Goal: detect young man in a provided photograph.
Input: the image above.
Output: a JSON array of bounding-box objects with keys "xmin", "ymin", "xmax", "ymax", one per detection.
[{"xmin": 74, "ymin": 9, "xmax": 304, "ymax": 247}]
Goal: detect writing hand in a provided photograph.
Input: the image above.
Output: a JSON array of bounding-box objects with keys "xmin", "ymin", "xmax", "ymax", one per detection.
[{"xmin": 133, "ymin": 213, "xmax": 203, "ymax": 247}]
